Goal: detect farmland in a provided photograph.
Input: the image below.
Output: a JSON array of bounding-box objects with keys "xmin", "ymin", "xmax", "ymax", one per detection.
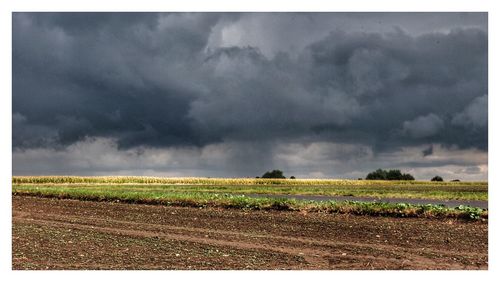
[
  {"xmin": 13, "ymin": 176, "xmax": 487, "ymax": 200},
  {"xmin": 13, "ymin": 196, "xmax": 487, "ymax": 270},
  {"xmin": 12, "ymin": 176, "xmax": 488, "ymax": 269}
]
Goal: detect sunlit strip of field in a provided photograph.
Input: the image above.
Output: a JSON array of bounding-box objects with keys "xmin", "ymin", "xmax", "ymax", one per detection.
[
  {"xmin": 12, "ymin": 185, "xmax": 486, "ymax": 220},
  {"xmin": 12, "ymin": 176, "xmax": 488, "ymax": 201},
  {"xmin": 12, "ymin": 182, "xmax": 488, "ymax": 201},
  {"xmin": 12, "ymin": 176, "xmax": 488, "ymax": 186}
]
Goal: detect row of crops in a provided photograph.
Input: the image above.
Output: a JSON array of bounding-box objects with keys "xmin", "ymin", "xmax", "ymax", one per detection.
[{"xmin": 12, "ymin": 176, "xmax": 487, "ymax": 186}]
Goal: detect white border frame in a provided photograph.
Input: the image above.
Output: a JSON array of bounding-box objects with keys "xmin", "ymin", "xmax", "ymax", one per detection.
[{"xmin": 1, "ymin": 1, "xmax": 497, "ymax": 281}]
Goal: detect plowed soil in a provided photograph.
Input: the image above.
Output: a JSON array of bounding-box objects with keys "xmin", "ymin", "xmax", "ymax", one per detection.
[{"xmin": 12, "ymin": 196, "xmax": 488, "ymax": 270}]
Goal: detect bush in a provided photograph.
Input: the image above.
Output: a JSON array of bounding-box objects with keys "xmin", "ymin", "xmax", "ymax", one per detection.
[
  {"xmin": 431, "ymin": 176, "xmax": 444, "ymax": 182},
  {"xmin": 451, "ymin": 179, "xmax": 460, "ymax": 182},
  {"xmin": 401, "ymin": 173, "xmax": 415, "ymax": 180},
  {"xmin": 366, "ymin": 169, "xmax": 386, "ymax": 180},
  {"xmin": 261, "ymin": 170, "xmax": 286, "ymax": 179},
  {"xmin": 366, "ymin": 169, "xmax": 415, "ymax": 180},
  {"xmin": 290, "ymin": 176, "xmax": 296, "ymax": 179}
]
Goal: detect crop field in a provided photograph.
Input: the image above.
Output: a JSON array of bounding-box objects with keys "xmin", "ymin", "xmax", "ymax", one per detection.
[
  {"xmin": 13, "ymin": 176, "xmax": 487, "ymax": 200},
  {"xmin": 12, "ymin": 176, "xmax": 488, "ymax": 269},
  {"xmin": 12, "ymin": 175, "xmax": 488, "ymax": 187}
]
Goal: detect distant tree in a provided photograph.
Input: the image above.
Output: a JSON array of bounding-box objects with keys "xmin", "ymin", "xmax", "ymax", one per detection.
[
  {"xmin": 366, "ymin": 169, "xmax": 414, "ymax": 180},
  {"xmin": 290, "ymin": 176, "xmax": 296, "ymax": 179},
  {"xmin": 255, "ymin": 176, "xmax": 260, "ymax": 178},
  {"xmin": 431, "ymin": 176, "xmax": 444, "ymax": 182},
  {"xmin": 451, "ymin": 179, "xmax": 461, "ymax": 182},
  {"xmin": 261, "ymin": 170, "xmax": 286, "ymax": 179},
  {"xmin": 366, "ymin": 169, "xmax": 387, "ymax": 180},
  {"xmin": 358, "ymin": 178, "xmax": 363, "ymax": 180},
  {"xmin": 386, "ymin": 169, "xmax": 404, "ymax": 180},
  {"xmin": 401, "ymin": 174, "xmax": 415, "ymax": 180}
]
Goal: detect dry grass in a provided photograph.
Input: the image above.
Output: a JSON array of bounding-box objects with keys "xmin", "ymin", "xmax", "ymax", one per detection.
[{"xmin": 12, "ymin": 176, "xmax": 486, "ymax": 186}]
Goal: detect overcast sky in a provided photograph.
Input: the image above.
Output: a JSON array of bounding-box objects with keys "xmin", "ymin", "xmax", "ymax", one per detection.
[{"xmin": 12, "ymin": 12, "xmax": 488, "ymax": 180}]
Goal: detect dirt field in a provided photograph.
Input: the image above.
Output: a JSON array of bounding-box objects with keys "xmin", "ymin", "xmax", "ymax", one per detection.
[{"xmin": 12, "ymin": 196, "xmax": 488, "ymax": 270}]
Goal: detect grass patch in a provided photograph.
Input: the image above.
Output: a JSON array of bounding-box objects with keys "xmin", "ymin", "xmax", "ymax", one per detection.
[
  {"xmin": 12, "ymin": 185, "xmax": 487, "ymax": 221},
  {"xmin": 12, "ymin": 175, "xmax": 488, "ymax": 201},
  {"xmin": 13, "ymin": 181, "xmax": 488, "ymax": 201}
]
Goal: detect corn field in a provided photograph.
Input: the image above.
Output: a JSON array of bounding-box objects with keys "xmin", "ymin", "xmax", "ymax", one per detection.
[{"xmin": 12, "ymin": 176, "xmax": 486, "ymax": 186}]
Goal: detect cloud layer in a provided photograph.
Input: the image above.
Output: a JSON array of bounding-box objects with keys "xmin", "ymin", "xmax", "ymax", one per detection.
[{"xmin": 12, "ymin": 13, "xmax": 488, "ymax": 179}]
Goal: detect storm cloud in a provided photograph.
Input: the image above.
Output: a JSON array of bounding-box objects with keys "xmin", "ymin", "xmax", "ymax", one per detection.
[{"xmin": 12, "ymin": 13, "xmax": 488, "ymax": 179}]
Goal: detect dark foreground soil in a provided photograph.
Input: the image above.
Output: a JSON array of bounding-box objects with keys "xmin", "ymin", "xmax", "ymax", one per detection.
[{"xmin": 12, "ymin": 196, "xmax": 488, "ymax": 270}]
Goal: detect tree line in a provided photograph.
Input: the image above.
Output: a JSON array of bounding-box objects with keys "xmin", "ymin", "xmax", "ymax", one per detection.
[{"xmin": 257, "ymin": 169, "xmax": 455, "ymax": 182}]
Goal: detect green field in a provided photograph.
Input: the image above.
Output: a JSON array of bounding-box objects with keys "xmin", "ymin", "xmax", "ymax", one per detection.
[
  {"xmin": 13, "ymin": 176, "xmax": 488, "ymax": 201},
  {"xmin": 12, "ymin": 176, "xmax": 488, "ymax": 220}
]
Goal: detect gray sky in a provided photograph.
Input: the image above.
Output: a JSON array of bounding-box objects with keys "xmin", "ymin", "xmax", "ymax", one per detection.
[{"xmin": 12, "ymin": 12, "xmax": 488, "ymax": 180}]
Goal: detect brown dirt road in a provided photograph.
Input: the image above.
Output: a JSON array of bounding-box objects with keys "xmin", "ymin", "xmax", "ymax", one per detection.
[{"xmin": 12, "ymin": 196, "xmax": 487, "ymax": 270}]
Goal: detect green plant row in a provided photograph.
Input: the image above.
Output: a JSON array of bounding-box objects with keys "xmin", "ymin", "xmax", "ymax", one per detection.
[
  {"xmin": 12, "ymin": 186, "xmax": 487, "ymax": 221},
  {"xmin": 13, "ymin": 182, "xmax": 487, "ymax": 201}
]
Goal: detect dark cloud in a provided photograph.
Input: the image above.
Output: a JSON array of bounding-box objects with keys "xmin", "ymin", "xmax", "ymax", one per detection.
[
  {"xmin": 13, "ymin": 12, "xmax": 226, "ymax": 149},
  {"xmin": 403, "ymin": 114, "xmax": 444, "ymax": 139},
  {"xmin": 422, "ymin": 145, "xmax": 433, "ymax": 157},
  {"xmin": 452, "ymin": 95, "xmax": 488, "ymax": 128},
  {"xmin": 12, "ymin": 13, "xmax": 488, "ymax": 178}
]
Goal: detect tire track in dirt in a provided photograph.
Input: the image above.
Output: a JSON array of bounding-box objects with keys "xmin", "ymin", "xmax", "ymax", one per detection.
[
  {"xmin": 13, "ymin": 196, "xmax": 487, "ymax": 269},
  {"xmin": 13, "ymin": 211, "xmax": 471, "ymax": 269},
  {"xmin": 13, "ymin": 210, "xmax": 485, "ymax": 258},
  {"xmin": 14, "ymin": 216, "xmax": 332, "ymax": 267}
]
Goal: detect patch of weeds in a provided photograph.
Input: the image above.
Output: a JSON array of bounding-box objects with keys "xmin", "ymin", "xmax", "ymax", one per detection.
[
  {"xmin": 268, "ymin": 199, "xmax": 295, "ymax": 211},
  {"xmin": 224, "ymin": 195, "xmax": 261, "ymax": 210},
  {"xmin": 456, "ymin": 205, "xmax": 484, "ymax": 220}
]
